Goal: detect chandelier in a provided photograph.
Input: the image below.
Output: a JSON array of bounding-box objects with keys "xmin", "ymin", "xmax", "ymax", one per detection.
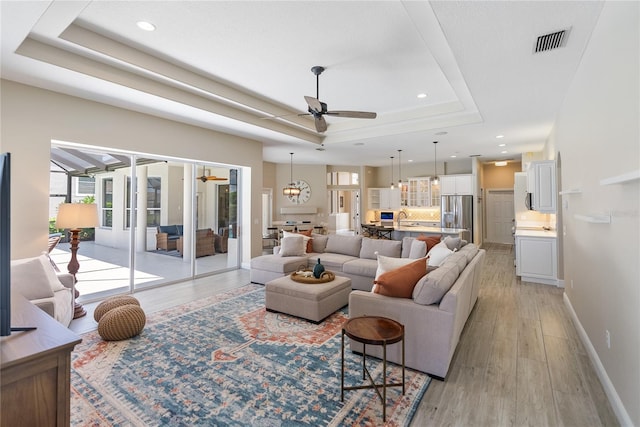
[{"xmin": 282, "ymin": 152, "xmax": 301, "ymax": 196}]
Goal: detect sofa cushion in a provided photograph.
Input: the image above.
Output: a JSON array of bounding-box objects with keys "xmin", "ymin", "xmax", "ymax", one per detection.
[
  {"xmin": 342, "ymin": 258, "xmax": 378, "ymax": 277},
  {"xmin": 401, "ymin": 236, "xmax": 415, "ymax": 258},
  {"xmin": 283, "ymin": 230, "xmax": 312, "ymax": 253},
  {"xmin": 443, "ymin": 236, "xmax": 462, "ymax": 251},
  {"xmin": 325, "ymin": 234, "xmax": 362, "ymax": 257},
  {"xmin": 251, "ymin": 254, "xmax": 308, "ymax": 273},
  {"xmin": 457, "ymin": 243, "xmax": 479, "ymax": 263},
  {"xmin": 359, "ymin": 238, "xmax": 401, "ymax": 260},
  {"xmin": 374, "ymin": 258, "xmax": 427, "ymax": 298},
  {"xmin": 413, "ymin": 253, "xmax": 463, "ymax": 305},
  {"xmin": 417, "ymin": 235, "xmax": 442, "ymax": 252},
  {"xmin": 11, "ymin": 255, "xmax": 58, "ymax": 300},
  {"xmin": 311, "ymin": 233, "xmax": 328, "ymax": 253},
  {"xmin": 313, "ymin": 252, "xmax": 358, "ymax": 272},
  {"xmin": 427, "ymin": 241, "xmax": 454, "ymax": 267},
  {"xmin": 279, "ymin": 235, "xmax": 306, "ymax": 257},
  {"xmin": 158, "ymin": 225, "xmax": 176, "ymax": 235},
  {"xmin": 176, "ymin": 225, "xmax": 184, "ymax": 235},
  {"xmin": 409, "ymin": 239, "xmax": 427, "ymax": 259}
]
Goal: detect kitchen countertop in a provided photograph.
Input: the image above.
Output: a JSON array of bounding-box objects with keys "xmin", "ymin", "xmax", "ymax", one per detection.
[
  {"xmin": 394, "ymin": 225, "xmax": 468, "ymax": 234},
  {"xmin": 515, "ymin": 228, "xmax": 557, "ymax": 238}
]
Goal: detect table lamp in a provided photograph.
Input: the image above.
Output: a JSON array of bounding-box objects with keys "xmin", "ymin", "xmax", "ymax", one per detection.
[{"xmin": 56, "ymin": 203, "xmax": 99, "ymax": 318}]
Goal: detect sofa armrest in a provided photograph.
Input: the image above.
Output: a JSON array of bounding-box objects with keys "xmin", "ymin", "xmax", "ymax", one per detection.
[
  {"xmin": 57, "ymin": 273, "xmax": 75, "ymax": 289},
  {"xmin": 31, "ymin": 298, "xmax": 56, "ymax": 317}
]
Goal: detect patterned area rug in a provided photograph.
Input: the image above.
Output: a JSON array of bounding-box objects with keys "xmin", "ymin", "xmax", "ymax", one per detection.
[{"xmin": 71, "ymin": 284, "xmax": 430, "ymax": 426}]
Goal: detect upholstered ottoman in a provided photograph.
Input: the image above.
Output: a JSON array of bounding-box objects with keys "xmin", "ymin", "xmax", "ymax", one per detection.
[{"xmin": 265, "ymin": 275, "xmax": 351, "ymax": 323}]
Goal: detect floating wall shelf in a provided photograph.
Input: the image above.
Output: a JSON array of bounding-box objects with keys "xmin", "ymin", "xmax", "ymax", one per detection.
[
  {"xmin": 574, "ymin": 213, "xmax": 611, "ymax": 224},
  {"xmin": 600, "ymin": 170, "xmax": 640, "ymax": 186},
  {"xmin": 559, "ymin": 189, "xmax": 582, "ymax": 195}
]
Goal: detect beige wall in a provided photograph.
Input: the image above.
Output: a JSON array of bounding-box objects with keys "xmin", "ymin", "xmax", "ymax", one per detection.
[
  {"xmin": 0, "ymin": 80, "xmax": 264, "ymax": 263},
  {"xmin": 481, "ymin": 161, "xmax": 521, "ymax": 189},
  {"xmin": 548, "ymin": 2, "xmax": 639, "ymax": 424}
]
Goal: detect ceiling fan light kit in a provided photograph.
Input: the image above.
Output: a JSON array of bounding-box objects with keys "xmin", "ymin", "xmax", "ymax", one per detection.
[{"xmin": 304, "ymin": 66, "xmax": 377, "ymax": 133}]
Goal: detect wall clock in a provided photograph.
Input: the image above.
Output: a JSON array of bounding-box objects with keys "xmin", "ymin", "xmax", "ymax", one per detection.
[{"xmin": 288, "ymin": 180, "xmax": 311, "ymax": 204}]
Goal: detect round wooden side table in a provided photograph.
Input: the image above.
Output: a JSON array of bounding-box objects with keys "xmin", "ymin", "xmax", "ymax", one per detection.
[{"xmin": 341, "ymin": 316, "xmax": 405, "ymax": 422}]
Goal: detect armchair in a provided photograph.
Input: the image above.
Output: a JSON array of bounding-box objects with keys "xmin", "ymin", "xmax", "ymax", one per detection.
[
  {"xmin": 177, "ymin": 229, "xmax": 215, "ymax": 257},
  {"xmin": 216, "ymin": 227, "xmax": 229, "ymax": 253},
  {"xmin": 156, "ymin": 225, "xmax": 183, "ymax": 251},
  {"xmin": 10, "ymin": 254, "xmax": 74, "ymax": 327}
]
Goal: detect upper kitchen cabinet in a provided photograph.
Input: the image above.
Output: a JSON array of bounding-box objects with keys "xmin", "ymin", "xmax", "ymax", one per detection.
[
  {"xmin": 440, "ymin": 174, "xmax": 473, "ymax": 195},
  {"xmin": 407, "ymin": 177, "xmax": 431, "ymax": 207},
  {"xmin": 527, "ymin": 161, "xmax": 557, "ymax": 213},
  {"xmin": 368, "ymin": 188, "xmax": 401, "ymax": 210}
]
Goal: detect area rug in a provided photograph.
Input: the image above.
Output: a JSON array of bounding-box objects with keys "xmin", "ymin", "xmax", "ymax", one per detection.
[{"xmin": 70, "ymin": 284, "xmax": 430, "ymax": 426}]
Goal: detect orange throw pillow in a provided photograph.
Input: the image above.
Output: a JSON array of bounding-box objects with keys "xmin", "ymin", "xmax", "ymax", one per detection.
[
  {"xmin": 417, "ymin": 235, "xmax": 441, "ymax": 252},
  {"xmin": 373, "ymin": 258, "xmax": 427, "ymax": 298},
  {"xmin": 296, "ymin": 229, "xmax": 313, "ymax": 253}
]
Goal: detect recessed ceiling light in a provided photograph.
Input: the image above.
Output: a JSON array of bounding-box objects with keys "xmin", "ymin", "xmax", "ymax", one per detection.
[
  {"xmin": 498, "ymin": 143, "xmax": 506, "ymax": 147},
  {"xmin": 495, "ymin": 161, "xmax": 508, "ymax": 166},
  {"xmin": 408, "ymin": 159, "xmax": 413, "ymax": 163},
  {"xmin": 501, "ymin": 150, "xmax": 508, "ymax": 154},
  {"xmin": 450, "ymin": 155, "xmax": 457, "ymax": 158},
  {"xmin": 137, "ymin": 21, "xmax": 156, "ymax": 31},
  {"xmin": 417, "ymin": 93, "xmax": 427, "ymax": 98},
  {"xmin": 496, "ymin": 135, "xmax": 504, "ymax": 139}
]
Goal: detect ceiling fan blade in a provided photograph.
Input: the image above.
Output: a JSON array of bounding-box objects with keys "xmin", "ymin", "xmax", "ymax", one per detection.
[
  {"xmin": 304, "ymin": 96, "xmax": 323, "ymax": 113},
  {"xmin": 325, "ymin": 110, "xmax": 377, "ymax": 119},
  {"xmin": 315, "ymin": 116, "xmax": 327, "ymax": 132},
  {"xmin": 206, "ymin": 176, "xmax": 227, "ymax": 181}
]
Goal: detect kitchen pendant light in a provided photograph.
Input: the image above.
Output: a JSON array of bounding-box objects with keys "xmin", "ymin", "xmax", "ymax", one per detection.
[
  {"xmin": 432, "ymin": 141, "xmax": 439, "ymax": 185},
  {"xmin": 397, "ymin": 149, "xmax": 403, "ymax": 186},
  {"xmin": 282, "ymin": 152, "xmax": 301, "ymax": 196},
  {"xmin": 389, "ymin": 156, "xmax": 395, "ymax": 189}
]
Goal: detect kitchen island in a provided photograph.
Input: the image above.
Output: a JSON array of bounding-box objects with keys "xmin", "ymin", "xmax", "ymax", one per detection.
[{"xmin": 392, "ymin": 223, "xmax": 470, "ymax": 241}]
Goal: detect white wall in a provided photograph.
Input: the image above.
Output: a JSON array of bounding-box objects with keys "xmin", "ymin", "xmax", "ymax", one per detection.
[
  {"xmin": 0, "ymin": 80, "xmax": 264, "ymax": 264},
  {"xmin": 548, "ymin": 2, "xmax": 639, "ymax": 424}
]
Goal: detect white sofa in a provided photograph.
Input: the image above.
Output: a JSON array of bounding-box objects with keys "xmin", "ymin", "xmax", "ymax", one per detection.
[
  {"xmin": 10, "ymin": 254, "xmax": 74, "ymax": 327},
  {"xmin": 349, "ymin": 245, "xmax": 485, "ymax": 379},
  {"xmin": 251, "ymin": 234, "xmax": 417, "ymax": 290}
]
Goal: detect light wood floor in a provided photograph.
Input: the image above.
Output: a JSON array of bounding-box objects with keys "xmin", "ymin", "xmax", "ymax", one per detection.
[
  {"xmin": 70, "ymin": 243, "xmax": 619, "ymax": 426},
  {"xmin": 410, "ymin": 243, "xmax": 618, "ymax": 427}
]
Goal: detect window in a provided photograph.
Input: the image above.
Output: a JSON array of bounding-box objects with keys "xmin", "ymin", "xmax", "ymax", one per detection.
[
  {"xmin": 102, "ymin": 178, "xmax": 113, "ymax": 227},
  {"xmin": 75, "ymin": 176, "xmax": 96, "ymax": 196},
  {"xmin": 126, "ymin": 177, "xmax": 161, "ymax": 228}
]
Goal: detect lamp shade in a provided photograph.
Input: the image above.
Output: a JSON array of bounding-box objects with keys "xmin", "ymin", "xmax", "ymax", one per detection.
[{"xmin": 56, "ymin": 203, "xmax": 99, "ymax": 229}]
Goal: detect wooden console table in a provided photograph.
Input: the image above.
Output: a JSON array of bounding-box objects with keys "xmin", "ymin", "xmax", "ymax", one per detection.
[{"xmin": 1, "ymin": 294, "xmax": 81, "ymax": 426}]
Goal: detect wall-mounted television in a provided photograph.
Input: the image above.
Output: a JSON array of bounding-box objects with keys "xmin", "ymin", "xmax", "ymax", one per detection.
[
  {"xmin": 380, "ymin": 211, "xmax": 394, "ymax": 222},
  {"xmin": 0, "ymin": 152, "xmax": 11, "ymax": 336}
]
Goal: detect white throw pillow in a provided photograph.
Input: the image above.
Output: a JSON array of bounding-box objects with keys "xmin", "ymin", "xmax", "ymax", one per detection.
[
  {"xmin": 279, "ymin": 235, "xmax": 305, "ymax": 257},
  {"xmin": 372, "ymin": 254, "xmax": 424, "ymax": 293},
  {"xmin": 427, "ymin": 241, "xmax": 454, "ymax": 267},
  {"xmin": 282, "ymin": 230, "xmax": 311, "ymax": 253},
  {"xmin": 408, "ymin": 239, "xmax": 427, "ymax": 259},
  {"xmin": 10, "ymin": 256, "xmax": 56, "ymax": 300}
]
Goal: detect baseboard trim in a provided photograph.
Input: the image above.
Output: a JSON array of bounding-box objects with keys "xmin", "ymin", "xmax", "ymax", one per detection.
[{"xmin": 563, "ymin": 293, "xmax": 633, "ymax": 426}]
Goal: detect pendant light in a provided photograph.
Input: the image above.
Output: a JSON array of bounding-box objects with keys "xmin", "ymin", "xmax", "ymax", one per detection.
[
  {"xmin": 432, "ymin": 141, "xmax": 439, "ymax": 185},
  {"xmin": 282, "ymin": 152, "xmax": 301, "ymax": 196},
  {"xmin": 397, "ymin": 149, "xmax": 403, "ymax": 187},
  {"xmin": 389, "ymin": 156, "xmax": 395, "ymax": 189}
]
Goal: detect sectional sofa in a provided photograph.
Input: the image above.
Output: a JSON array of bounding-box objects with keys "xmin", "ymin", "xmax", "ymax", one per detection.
[{"xmin": 250, "ymin": 233, "xmax": 485, "ymax": 379}]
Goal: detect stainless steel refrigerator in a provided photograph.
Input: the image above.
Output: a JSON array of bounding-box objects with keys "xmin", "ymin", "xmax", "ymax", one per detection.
[{"xmin": 441, "ymin": 195, "xmax": 473, "ymax": 242}]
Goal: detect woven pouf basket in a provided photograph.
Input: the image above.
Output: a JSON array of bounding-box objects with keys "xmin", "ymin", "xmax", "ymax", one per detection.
[
  {"xmin": 98, "ymin": 304, "xmax": 146, "ymax": 341},
  {"xmin": 94, "ymin": 295, "xmax": 140, "ymax": 322}
]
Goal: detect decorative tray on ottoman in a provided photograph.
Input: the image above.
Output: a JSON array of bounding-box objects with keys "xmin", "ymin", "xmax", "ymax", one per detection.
[{"xmin": 290, "ymin": 269, "xmax": 335, "ymax": 284}]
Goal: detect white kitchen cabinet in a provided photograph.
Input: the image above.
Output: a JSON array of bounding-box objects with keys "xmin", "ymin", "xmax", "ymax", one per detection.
[
  {"xmin": 407, "ymin": 177, "xmax": 432, "ymax": 207},
  {"xmin": 526, "ymin": 161, "xmax": 557, "ymax": 213},
  {"xmin": 515, "ymin": 234, "xmax": 558, "ymax": 286},
  {"xmin": 368, "ymin": 188, "xmax": 400, "ymax": 210},
  {"xmin": 440, "ymin": 174, "xmax": 473, "ymax": 195}
]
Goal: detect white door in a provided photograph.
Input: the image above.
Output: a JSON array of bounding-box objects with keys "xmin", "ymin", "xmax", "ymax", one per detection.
[{"xmin": 486, "ymin": 189, "xmax": 514, "ymax": 244}]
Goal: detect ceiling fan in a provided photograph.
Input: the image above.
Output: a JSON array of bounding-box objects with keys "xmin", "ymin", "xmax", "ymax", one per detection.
[
  {"xmin": 197, "ymin": 165, "xmax": 226, "ymax": 182},
  {"xmin": 303, "ymin": 66, "xmax": 377, "ymax": 133}
]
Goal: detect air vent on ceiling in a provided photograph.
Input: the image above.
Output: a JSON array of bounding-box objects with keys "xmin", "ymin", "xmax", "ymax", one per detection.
[{"xmin": 534, "ymin": 28, "xmax": 569, "ymax": 53}]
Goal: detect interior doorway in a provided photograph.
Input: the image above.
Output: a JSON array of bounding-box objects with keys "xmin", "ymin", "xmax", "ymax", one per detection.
[
  {"xmin": 485, "ymin": 189, "xmax": 514, "ymax": 244},
  {"xmin": 328, "ymin": 189, "xmax": 360, "ymax": 234}
]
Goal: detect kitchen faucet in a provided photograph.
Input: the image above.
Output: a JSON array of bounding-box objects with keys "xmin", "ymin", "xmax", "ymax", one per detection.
[{"xmin": 397, "ymin": 210, "xmax": 408, "ymax": 220}]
